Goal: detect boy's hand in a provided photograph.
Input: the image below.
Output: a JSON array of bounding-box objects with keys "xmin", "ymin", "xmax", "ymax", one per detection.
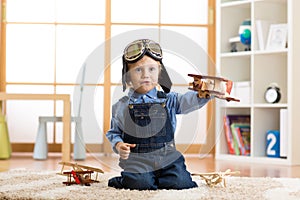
[{"xmin": 116, "ymin": 142, "xmax": 136, "ymax": 160}]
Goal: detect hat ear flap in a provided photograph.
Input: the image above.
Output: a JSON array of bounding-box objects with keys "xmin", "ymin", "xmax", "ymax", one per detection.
[
  {"xmin": 122, "ymin": 56, "xmax": 127, "ymax": 92},
  {"xmin": 158, "ymin": 62, "xmax": 172, "ymax": 93}
]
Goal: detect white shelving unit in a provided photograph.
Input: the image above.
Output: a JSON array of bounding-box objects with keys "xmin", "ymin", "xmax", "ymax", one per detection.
[{"xmin": 215, "ymin": 0, "xmax": 300, "ymax": 165}]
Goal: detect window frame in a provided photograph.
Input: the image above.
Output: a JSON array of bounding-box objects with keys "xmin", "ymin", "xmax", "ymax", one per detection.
[{"xmin": 0, "ymin": 0, "xmax": 216, "ymax": 154}]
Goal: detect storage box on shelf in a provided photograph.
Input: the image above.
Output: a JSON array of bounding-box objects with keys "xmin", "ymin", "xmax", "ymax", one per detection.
[
  {"xmin": 228, "ymin": 81, "xmax": 251, "ymax": 105},
  {"xmin": 216, "ymin": 0, "xmax": 300, "ymax": 165}
]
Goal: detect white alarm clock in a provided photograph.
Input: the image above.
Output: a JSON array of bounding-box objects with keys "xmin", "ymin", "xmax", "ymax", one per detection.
[{"xmin": 264, "ymin": 83, "xmax": 281, "ymax": 103}]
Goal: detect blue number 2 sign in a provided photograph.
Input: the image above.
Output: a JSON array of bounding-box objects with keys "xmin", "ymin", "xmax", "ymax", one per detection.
[{"xmin": 266, "ymin": 130, "xmax": 280, "ymax": 158}]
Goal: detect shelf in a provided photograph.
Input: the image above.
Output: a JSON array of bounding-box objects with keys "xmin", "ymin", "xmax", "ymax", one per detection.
[
  {"xmin": 222, "ymin": 104, "xmax": 288, "ymax": 108},
  {"xmin": 254, "ymin": 0, "xmax": 287, "ymax": 4},
  {"xmin": 221, "ymin": 0, "xmax": 251, "ymax": 8},
  {"xmin": 216, "ymin": 154, "xmax": 290, "ymax": 165},
  {"xmin": 222, "ymin": 104, "xmax": 252, "ymax": 108},
  {"xmin": 253, "ymin": 103, "xmax": 288, "ymax": 108},
  {"xmin": 221, "ymin": 51, "xmax": 251, "ymax": 58},
  {"xmin": 253, "ymin": 49, "xmax": 288, "ymax": 55},
  {"xmin": 216, "ymin": 0, "xmax": 300, "ymax": 165},
  {"xmin": 221, "ymin": 49, "xmax": 288, "ymax": 57}
]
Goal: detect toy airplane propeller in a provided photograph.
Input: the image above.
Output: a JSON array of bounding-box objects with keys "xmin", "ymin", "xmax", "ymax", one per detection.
[{"xmin": 188, "ymin": 74, "xmax": 240, "ymax": 102}]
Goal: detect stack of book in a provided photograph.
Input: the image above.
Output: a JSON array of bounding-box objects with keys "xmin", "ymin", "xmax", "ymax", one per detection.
[{"xmin": 223, "ymin": 115, "xmax": 251, "ymax": 156}]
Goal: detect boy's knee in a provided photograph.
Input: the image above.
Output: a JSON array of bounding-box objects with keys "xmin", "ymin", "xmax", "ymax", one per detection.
[
  {"xmin": 108, "ymin": 176, "xmax": 123, "ymax": 189},
  {"xmin": 160, "ymin": 179, "xmax": 197, "ymax": 189},
  {"xmin": 158, "ymin": 174, "xmax": 198, "ymax": 189},
  {"xmin": 122, "ymin": 172, "xmax": 157, "ymax": 190}
]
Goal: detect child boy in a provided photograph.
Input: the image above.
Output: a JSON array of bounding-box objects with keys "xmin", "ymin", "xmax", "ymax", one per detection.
[{"xmin": 106, "ymin": 39, "xmax": 212, "ymax": 190}]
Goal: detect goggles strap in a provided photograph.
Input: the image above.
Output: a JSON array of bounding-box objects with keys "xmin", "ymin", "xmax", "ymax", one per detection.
[
  {"xmin": 122, "ymin": 56, "xmax": 128, "ymax": 92},
  {"xmin": 158, "ymin": 63, "xmax": 172, "ymax": 93}
]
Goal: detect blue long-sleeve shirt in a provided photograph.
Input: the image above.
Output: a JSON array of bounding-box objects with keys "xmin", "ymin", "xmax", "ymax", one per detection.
[{"xmin": 106, "ymin": 88, "xmax": 211, "ymax": 153}]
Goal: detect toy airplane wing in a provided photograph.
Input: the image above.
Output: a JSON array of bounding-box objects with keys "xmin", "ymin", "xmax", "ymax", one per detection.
[
  {"xmin": 77, "ymin": 164, "xmax": 104, "ymax": 173},
  {"xmin": 192, "ymin": 169, "xmax": 240, "ymax": 177},
  {"xmin": 212, "ymin": 93, "xmax": 240, "ymax": 102},
  {"xmin": 188, "ymin": 74, "xmax": 229, "ymax": 82},
  {"xmin": 222, "ymin": 96, "xmax": 240, "ymax": 102},
  {"xmin": 188, "ymin": 88, "xmax": 225, "ymax": 96},
  {"xmin": 58, "ymin": 161, "xmax": 104, "ymax": 174},
  {"xmin": 204, "ymin": 90, "xmax": 225, "ymax": 96}
]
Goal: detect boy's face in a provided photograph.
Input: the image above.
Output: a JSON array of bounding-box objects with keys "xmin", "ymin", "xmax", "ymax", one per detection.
[{"xmin": 127, "ymin": 55, "xmax": 160, "ymax": 94}]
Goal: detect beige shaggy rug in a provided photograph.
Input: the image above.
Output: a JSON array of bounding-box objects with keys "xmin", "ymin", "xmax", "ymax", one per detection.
[{"xmin": 1, "ymin": 169, "xmax": 300, "ymax": 200}]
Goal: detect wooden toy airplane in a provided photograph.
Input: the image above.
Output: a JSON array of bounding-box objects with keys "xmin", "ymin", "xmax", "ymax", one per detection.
[
  {"xmin": 192, "ymin": 169, "xmax": 240, "ymax": 187},
  {"xmin": 188, "ymin": 74, "xmax": 240, "ymax": 102},
  {"xmin": 58, "ymin": 161, "xmax": 104, "ymax": 186}
]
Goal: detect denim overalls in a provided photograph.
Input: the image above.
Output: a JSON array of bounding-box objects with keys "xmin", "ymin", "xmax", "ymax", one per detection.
[{"xmin": 108, "ymin": 92, "xmax": 197, "ymax": 190}]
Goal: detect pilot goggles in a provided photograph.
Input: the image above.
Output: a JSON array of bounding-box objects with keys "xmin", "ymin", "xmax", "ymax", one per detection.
[{"xmin": 123, "ymin": 39, "xmax": 163, "ymax": 62}]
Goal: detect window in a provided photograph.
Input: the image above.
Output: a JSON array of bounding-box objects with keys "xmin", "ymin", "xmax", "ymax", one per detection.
[
  {"xmin": 1, "ymin": 0, "xmax": 214, "ymax": 153},
  {"xmin": 4, "ymin": 0, "xmax": 106, "ymax": 144}
]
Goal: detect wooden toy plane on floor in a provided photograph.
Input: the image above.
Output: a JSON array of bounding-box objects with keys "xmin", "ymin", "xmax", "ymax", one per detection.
[
  {"xmin": 192, "ymin": 169, "xmax": 240, "ymax": 187},
  {"xmin": 188, "ymin": 74, "xmax": 240, "ymax": 102},
  {"xmin": 58, "ymin": 161, "xmax": 104, "ymax": 186}
]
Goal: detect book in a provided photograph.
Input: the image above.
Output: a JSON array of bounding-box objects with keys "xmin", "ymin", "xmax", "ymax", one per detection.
[
  {"xmin": 280, "ymin": 109, "xmax": 288, "ymax": 158},
  {"xmin": 226, "ymin": 115, "xmax": 250, "ymax": 125},
  {"xmin": 232, "ymin": 124, "xmax": 251, "ymax": 156},
  {"xmin": 223, "ymin": 116, "xmax": 235, "ymax": 155},
  {"xmin": 238, "ymin": 125, "xmax": 251, "ymax": 155},
  {"xmin": 223, "ymin": 115, "xmax": 250, "ymax": 155},
  {"xmin": 230, "ymin": 124, "xmax": 242, "ymax": 155},
  {"xmin": 256, "ymin": 20, "xmax": 273, "ymax": 50}
]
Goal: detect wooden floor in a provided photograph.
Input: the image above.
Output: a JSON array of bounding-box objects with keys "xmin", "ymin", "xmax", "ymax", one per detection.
[{"xmin": 1, "ymin": 153, "xmax": 300, "ymax": 178}]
